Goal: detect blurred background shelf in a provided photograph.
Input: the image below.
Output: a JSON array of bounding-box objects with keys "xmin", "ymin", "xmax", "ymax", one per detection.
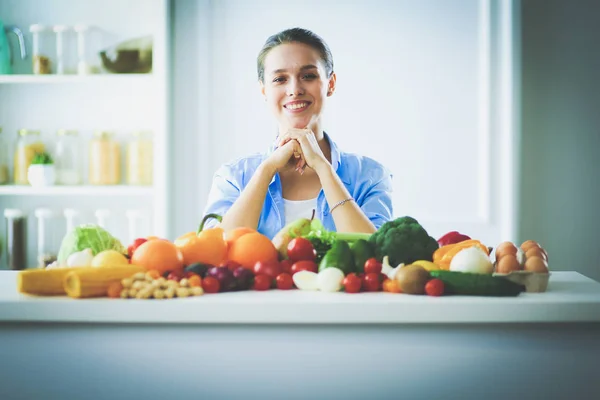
[
  {"xmin": 0, "ymin": 74, "xmax": 154, "ymax": 84},
  {"xmin": 0, "ymin": 185, "xmax": 154, "ymax": 196}
]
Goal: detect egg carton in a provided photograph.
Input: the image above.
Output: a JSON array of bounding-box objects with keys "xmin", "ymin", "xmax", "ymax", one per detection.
[{"xmin": 492, "ymin": 270, "xmax": 550, "ymax": 293}]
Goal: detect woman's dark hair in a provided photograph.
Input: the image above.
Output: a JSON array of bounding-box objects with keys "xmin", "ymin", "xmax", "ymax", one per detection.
[{"xmin": 257, "ymin": 27, "xmax": 334, "ymax": 82}]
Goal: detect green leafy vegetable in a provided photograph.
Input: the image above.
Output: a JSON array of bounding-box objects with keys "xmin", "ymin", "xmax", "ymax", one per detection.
[{"xmin": 57, "ymin": 223, "xmax": 126, "ymax": 265}]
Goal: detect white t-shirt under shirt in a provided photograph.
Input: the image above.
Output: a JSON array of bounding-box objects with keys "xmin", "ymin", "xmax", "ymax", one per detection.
[{"xmin": 283, "ymin": 197, "xmax": 319, "ymax": 224}]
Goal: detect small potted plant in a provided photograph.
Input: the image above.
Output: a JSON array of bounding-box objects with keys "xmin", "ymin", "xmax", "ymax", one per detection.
[{"xmin": 28, "ymin": 152, "xmax": 56, "ymax": 187}]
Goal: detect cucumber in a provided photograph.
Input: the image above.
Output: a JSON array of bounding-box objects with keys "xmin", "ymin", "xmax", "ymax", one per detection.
[{"xmin": 429, "ymin": 270, "xmax": 524, "ymax": 296}]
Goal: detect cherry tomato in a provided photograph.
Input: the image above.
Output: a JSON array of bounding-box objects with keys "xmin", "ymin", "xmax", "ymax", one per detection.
[
  {"xmin": 343, "ymin": 273, "xmax": 362, "ymax": 293},
  {"xmin": 290, "ymin": 260, "xmax": 318, "ymax": 275},
  {"xmin": 364, "ymin": 258, "xmax": 383, "ymax": 274},
  {"xmin": 287, "ymin": 238, "xmax": 316, "ymax": 262},
  {"xmin": 253, "ymin": 260, "xmax": 281, "ymax": 279},
  {"xmin": 280, "ymin": 259, "xmax": 294, "ymax": 274},
  {"xmin": 425, "ymin": 279, "xmax": 445, "ymax": 297},
  {"xmin": 382, "ymin": 278, "xmax": 402, "ymax": 293},
  {"xmin": 253, "ymin": 274, "xmax": 272, "ymax": 291},
  {"xmin": 202, "ymin": 276, "xmax": 220, "ymax": 293},
  {"xmin": 167, "ymin": 270, "xmax": 184, "ymax": 282},
  {"xmin": 363, "ymin": 272, "xmax": 382, "ymax": 292},
  {"xmin": 276, "ymin": 273, "xmax": 294, "ymax": 290},
  {"xmin": 127, "ymin": 237, "xmax": 148, "ymax": 259}
]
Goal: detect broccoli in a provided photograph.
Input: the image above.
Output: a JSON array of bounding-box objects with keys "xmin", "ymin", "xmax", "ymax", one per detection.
[{"xmin": 369, "ymin": 216, "xmax": 439, "ymax": 267}]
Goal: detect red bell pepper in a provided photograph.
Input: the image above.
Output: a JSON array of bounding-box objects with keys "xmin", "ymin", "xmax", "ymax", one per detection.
[{"xmin": 437, "ymin": 231, "xmax": 471, "ymax": 247}]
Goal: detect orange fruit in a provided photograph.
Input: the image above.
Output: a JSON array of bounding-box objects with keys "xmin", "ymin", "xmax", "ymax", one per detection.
[
  {"xmin": 131, "ymin": 239, "xmax": 184, "ymax": 274},
  {"xmin": 227, "ymin": 232, "xmax": 278, "ymax": 269},
  {"xmin": 225, "ymin": 227, "xmax": 256, "ymax": 247}
]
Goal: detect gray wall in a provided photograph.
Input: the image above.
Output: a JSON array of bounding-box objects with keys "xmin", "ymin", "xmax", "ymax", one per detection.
[{"xmin": 519, "ymin": 0, "xmax": 600, "ymax": 281}]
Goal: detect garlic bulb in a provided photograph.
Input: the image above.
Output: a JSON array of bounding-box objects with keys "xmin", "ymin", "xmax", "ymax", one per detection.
[{"xmin": 66, "ymin": 248, "xmax": 94, "ymax": 267}]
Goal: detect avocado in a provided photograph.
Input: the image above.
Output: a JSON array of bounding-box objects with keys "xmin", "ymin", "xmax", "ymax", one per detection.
[
  {"xmin": 350, "ymin": 239, "xmax": 375, "ymax": 273},
  {"xmin": 319, "ymin": 240, "xmax": 355, "ymax": 275}
]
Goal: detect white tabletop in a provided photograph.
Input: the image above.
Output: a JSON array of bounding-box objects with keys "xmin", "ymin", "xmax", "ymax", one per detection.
[{"xmin": 1, "ymin": 271, "xmax": 599, "ymax": 324}]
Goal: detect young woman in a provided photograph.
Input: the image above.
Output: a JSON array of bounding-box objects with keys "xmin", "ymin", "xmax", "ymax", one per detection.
[{"xmin": 203, "ymin": 28, "xmax": 393, "ymax": 239}]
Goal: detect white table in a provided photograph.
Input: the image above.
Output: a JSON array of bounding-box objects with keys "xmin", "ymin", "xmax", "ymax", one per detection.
[{"xmin": 1, "ymin": 271, "xmax": 599, "ymax": 400}]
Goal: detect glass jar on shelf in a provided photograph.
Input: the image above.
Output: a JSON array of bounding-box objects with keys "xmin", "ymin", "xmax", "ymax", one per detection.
[
  {"xmin": 55, "ymin": 129, "xmax": 81, "ymax": 185},
  {"xmin": 89, "ymin": 131, "xmax": 121, "ymax": 185},
  {"xmin": 14, "ymin": 129, "xmax": 45, "ymax": 185},
  {"xmin": 53, "ymin": 25, "xmax": 76, "ymax": 75},
  {"xmin": 73, "ymin": 24, "xmax": 99, "ymax": 75},
  {"xmin": 4, "ymin": 208, "xmax": 27, "ymax": 270},
  {"xmin": 126, "ymin": 131, "xmax": 153, "ymax": 186},
  {"xmin": 0, "ymin": 127, "xmax": 8, "ymax": 184},
  {"xmin": 34, "ymin": 208, "xmax": 59, "ymax": 268},
  {"xmin": 30, "ymin": 24, "xmax": 53, "ymax": 74}
]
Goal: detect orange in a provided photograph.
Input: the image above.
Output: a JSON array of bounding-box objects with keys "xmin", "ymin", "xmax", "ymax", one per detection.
[
  {"xmin": 227, "ymin": 232, "xmax": 278, "ymax": 269},
  {"xmin": 225, "ymin": 227, "xmax": 256, "ymax": 248},
  {"xmin": 131, "ymin": 239, "xmax": 184, "ymax": 274}
]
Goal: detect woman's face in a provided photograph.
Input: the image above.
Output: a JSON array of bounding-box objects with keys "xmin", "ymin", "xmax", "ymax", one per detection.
[{"xmin": 261, "ymin": 42, "xmax": 336, "ymax": 132}]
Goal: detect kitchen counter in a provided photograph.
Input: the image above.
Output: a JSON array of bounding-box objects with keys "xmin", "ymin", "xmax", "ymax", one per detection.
[
  {"xmin": 1, "ymin": 270, "xmax": 599, "ymax": 400},
  {"xmin": 1, "ymin": 271, "xmax": 600, "ymax": 324}
]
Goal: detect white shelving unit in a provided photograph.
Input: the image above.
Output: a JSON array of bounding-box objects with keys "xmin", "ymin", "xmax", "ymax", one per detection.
[
  {"xmin": 0, "ymin": 0, "xmax": 170, "ymax": 269},
  {"xmin": 0, "ymin": 185, "xmax": 153, "ymax": 196},
  {"xmin": 0, "ymin": 74, "xmax": 155, "ymax": 84}
]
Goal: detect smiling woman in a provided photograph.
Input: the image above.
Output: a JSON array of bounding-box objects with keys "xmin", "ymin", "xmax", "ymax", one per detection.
[{"xmin": 202, "ymin": 28, "xmax": 393, "ymax": 239}]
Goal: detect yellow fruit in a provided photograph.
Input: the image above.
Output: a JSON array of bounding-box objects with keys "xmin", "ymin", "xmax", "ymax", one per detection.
[
  {"xmin": 412, "ymin": 260, "xmax": 442, "ymax": 271},
  {"xmin": 91, "ymin": 250, "xmax": 129, "ymax": 267}
]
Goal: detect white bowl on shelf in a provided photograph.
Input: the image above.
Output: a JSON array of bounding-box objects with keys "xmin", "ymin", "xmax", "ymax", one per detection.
[{"xmin": 28, "ymin": 164, "xmax": 56, "ymax": 187}]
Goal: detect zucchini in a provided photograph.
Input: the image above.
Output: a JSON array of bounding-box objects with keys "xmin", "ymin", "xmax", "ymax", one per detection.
[{"xmin": 429, "ymin": 270, "xmax": 524, "ymax": 296}]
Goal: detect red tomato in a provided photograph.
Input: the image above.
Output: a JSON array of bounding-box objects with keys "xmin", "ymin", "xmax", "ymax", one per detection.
[
  {"xmin": 253, "ymin": 274, "xmax": 272, "ymax": 291},
  {"xmin": 276, "ymin": 273, "xmax": 294, "ymax": 290},
  {"xmin": 184, "ymin": 271, "xmax": 198, "ymax": 279},
  {"xmin": 364, "ymin": 258, "xmax": 383, "ymax": 274},
  {"xmin": 363, "ymin": 272, "xmax": 382, "ymax": 292},
  {"xmin": 167, "ymin": 270, "xmax": 184, "ymax": 282},
  {"xmin": 127, "ymin": 238, "xmax": 148, "ymax": 258},
  {"xmin": 202, "ymin": 276, "xmax": 220, "ymax": 294},
  {"xmin": 290, "ymin": 260, "xmax": 318, "ymax": 275},
  {"xmin": 425, "ymin": 279, "xmax": 445, "ymax": 297},
  {"xmin": 287, "ymin": 238, "xmax": 316, "ymax": 262},
  {"xmin": 280, "ymin": 259, "xmax": 294, "ymax": 274},
  {"xmin": 343, "ymin": 273, "xmax": 362, "ymax": 293},
  {"xmin": 253, "ymin": 260, "xmax": 281, "ymax": 279}
]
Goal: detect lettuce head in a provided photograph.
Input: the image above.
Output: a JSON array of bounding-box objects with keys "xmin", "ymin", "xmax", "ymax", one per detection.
[{"xmin": 58, "ymin": 223, "xmax": 126, "ymax": 265}]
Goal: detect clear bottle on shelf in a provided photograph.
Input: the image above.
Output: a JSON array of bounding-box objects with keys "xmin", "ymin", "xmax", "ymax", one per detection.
[
  {"xmin": 73, "ymin": 24, "xmax": 98, "ymax": 75},
  {"xmin": 53, "ymin": 25, "xmax": 76, "ymax": 75},
  {"xmin": 55, "ymin": 129, "xmax": 81, "ymax": 185},
  {"xmin": 94, "ymin": 209, "xmax": 111, "ymax": 229},
  {"xmin": 4, "ymin": 209, "xmax": 27, "ymax": 270},
  {"xmin": 63, "ymin": 208, "xmax": 81, "ymax": 233},
  {"xmin": 89, "ymin": 131, "xmax": 121, "ymax": 185},
  {"xmin": 34, "ymin": 208, "xmax": 59, "ymax": 268},
  {"xmin": 126, "ymin": 131, "xmax": 153, "ymax": 185},
  {"xmin": 125, "ymin": 209, "xmax": 151, "ymax": 244},
  {"xmin": 30, "ymin": 24, "xmax": 53, "ymax": 74},
  {"xmin": 0, "ymin": 127, "xmax": 8, "ymax": 184},
  {"xmin": 14, "ymin": 129, "xmax": 45, "ymax": 185}
]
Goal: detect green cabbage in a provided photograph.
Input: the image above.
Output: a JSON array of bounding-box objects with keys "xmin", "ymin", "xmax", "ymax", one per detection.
[{"xmin": 57, "ymin": 224, "xmax": 126, "ymax": 265}]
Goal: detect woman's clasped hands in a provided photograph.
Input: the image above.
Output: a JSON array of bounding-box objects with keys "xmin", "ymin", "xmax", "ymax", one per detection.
[{"xmin": 268, "ymin": 128, "xmax": 328, "ymax": 175}]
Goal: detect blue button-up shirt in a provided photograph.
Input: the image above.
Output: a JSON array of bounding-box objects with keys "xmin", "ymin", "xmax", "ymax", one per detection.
[{"xmin": 202, "ymin": 133, "xmax": 393, "ymax": 239}]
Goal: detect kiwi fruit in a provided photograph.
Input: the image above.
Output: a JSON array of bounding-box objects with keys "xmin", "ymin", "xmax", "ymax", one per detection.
[{"xmin": 395, "ymin": 264, "xmax": 431, "ymax": 294}]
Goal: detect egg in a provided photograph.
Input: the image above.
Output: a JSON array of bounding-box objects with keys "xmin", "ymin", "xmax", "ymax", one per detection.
[
  {"xmin": 524, "ymin": 256, "xmax": 549, "ymax": 273},
  {"xmin": 540, "ymin": 247, "xmax": 549, "ymax": 262},
  {"xmin": 495, "ymin": 241, "xmax": 518, "ymax": 260},
  {"xmin": 495, "ymin": 254, "xmax": 521, "ymax": 274},
  {"xmin": 520, "ymin": 240, "xmax": 540, "ymax": 252},
  {"xmin": 525, "ymin": 247, "xmax": 546, "ymax": 260}
]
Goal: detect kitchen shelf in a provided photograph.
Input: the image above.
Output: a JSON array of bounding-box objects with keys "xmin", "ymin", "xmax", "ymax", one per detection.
[
  {"xmin": 0, "ymin": 74, "xmax": 154, "ymax": 84},
  {"xmin": 0, "ymin": 185, "xmax": 154, "ymax": 196}
]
